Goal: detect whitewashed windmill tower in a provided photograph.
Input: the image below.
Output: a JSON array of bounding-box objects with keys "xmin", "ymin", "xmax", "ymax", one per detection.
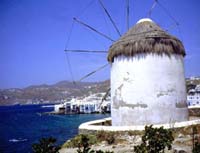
[{"xmin": 107, "ymin": 18, "xmax": 189, "ymax": 126}]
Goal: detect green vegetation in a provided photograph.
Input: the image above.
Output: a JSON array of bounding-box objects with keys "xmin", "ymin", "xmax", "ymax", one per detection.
[
  {"xmin": 76, "ymin": 134, "xmax": 92, "ymax": 153},
  {"xmin": 62, "ymin": 134, "xmax": 97, "ymax": 148},
  {"xmin": 32, "ymin": 137, "xmax": 60, "ymax": 153},
  {"xmin": 134, "ymin": 125, "xmax": 174, "ymax": 153},
  {"xmin": 74, "ymin": 134, "xmax": 113, "ymax": 153},
  {"xmin": 63, "ymin": 126, "xmax": 176, "ymax": 153},
  {"xmin": 96, "ymin": 131, "xmax": 115, "ymax": 145},
  {"xmin": 192, "ymin": 126, "xmax": 200, "ymax": 153},
  {"xmin": 63, "ymin": 132, "xmax": 116, "ymax": 149},
  {"xmin": 193, "ymin": 142, "xmax": 200, "ymax": 153}
]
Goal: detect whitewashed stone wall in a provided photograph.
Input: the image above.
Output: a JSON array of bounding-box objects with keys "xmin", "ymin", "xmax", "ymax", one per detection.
[{"xmin": 111, "ymin": 54, "xmax": 188, "ymax": 126}]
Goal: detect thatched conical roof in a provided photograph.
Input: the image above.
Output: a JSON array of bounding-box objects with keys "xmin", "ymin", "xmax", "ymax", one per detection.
[{"xmin": 107, "ymin": 18, "xmax": 185, "ymax": 62}]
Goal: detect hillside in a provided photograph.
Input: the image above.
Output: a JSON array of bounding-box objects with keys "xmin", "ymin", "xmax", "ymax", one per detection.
[
  {"xmin": 1, "ymin": 76, "xmax": 200, "ymax": 106},
  {"xmin": 186, "ymin": 76, "xmax": 200, "ymax": 92},
  {"xmin": 0, "ymin": 80, "xmax": 110, "ymax": 106}
]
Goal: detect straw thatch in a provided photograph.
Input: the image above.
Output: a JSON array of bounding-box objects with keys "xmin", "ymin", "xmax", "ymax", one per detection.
[{"xmin": 107, "ymin": 19, "xmax": 185, "ymax": 62}]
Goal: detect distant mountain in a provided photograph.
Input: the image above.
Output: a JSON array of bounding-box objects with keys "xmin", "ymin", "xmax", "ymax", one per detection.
[{"xmin": 0, "ymin": 80, "xmax": 110, "ymax": 106}]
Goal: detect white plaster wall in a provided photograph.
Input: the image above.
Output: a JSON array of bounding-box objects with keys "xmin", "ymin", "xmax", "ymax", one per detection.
[
  {"xmin": 187, "ymin": 93, "xmax": 200, "ymax": 106},
  {"xmin": 111, "ymin": 54, "xmax": 188, "ymax": 126},
  {"xmin": 54, "ymin": 104, "xmax": 64, "ymax": 112}
]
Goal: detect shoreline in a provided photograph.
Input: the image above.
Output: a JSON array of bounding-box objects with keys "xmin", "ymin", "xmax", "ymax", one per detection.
[{"xmin": 0, "ymin": 102, "xmax": 59, "ymax": 107}]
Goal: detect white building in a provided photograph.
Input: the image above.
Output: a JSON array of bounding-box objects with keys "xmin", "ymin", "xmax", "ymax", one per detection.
[
  {"xmin": 107, "ymin": 18, "xmax": 188, "ymax": 126},
  {"xmin": 54, "ymin": 103, "xmax": 65, "ymax": 113},
  {"xmin": 54, "ymin": 93, "xmax": 111, "ymax": 114},
  {"xmin": 187, "ymin": 85, "xmax": 200, "ymax": 106}
]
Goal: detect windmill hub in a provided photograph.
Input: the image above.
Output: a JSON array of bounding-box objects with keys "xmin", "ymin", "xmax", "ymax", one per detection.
[{"xmin": 136, "ymin": 18, "xmax": 153, "ymax": 24}]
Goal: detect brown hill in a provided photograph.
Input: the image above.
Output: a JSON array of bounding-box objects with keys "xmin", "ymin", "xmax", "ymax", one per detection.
[{"xmin": 0, "ymin": 80, "xmax": 110, "ymax": 105}]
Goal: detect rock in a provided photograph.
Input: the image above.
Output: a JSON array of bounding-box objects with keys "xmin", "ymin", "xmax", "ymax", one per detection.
[
  {"xmin": 173, "ymin": 148, "xmax": 189, "ymax": 153},
  {"xmin": 178, "ymin": 134, "xmax": 184, "ymax": 138},
  {"xmin": 132, "ymin": 135, "xmax": 141, "ymax": 144},
  {"xmin": 112, "ymin": 145, "xmax": 116, "ymax": 148},
  {"xmin": 100, "ymin": 141, "xmax": 107, "ymax": 147},
  {"xmin": 174, "ymin": 150, "xmax": 187, "ymax": 153}
]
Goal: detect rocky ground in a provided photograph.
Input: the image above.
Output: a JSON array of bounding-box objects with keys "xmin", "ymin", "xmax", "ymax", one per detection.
[
  {"xmin": 60, "ymin": 115, "xmax": 200, "ymax": 153},
  {"xmin": 59, "ymin": 136, "xmax": 193, "ymax": 153},
  {"xmin": 59, "ymin": 127, "xmax": 197, "ymax": 153},
  {"xmin": 189, "ymin": 107, "xmax": 200, "ymax": 117}
]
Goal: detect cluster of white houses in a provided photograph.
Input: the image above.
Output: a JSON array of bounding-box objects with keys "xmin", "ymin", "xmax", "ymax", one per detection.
[
  {"xmin": 54, "ymin": 93, "xmax": 111, "ymax": 114},
  {"xmin": 187, "ymin": 85, "xmax": 200, "ymax": 106}
]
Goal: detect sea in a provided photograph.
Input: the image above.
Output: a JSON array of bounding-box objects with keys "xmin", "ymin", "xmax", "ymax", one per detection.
[{"xmin": 0, "ymin": 104, "xmax": 110, "ymax": 153}]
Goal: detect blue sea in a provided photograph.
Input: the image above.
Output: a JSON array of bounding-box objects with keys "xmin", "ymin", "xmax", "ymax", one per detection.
[{"xmin": 0, "ymin": 104, "xmax": 110, "ymax": 153}]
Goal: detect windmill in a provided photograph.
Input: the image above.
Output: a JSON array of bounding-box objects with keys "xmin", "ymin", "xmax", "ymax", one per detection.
[{"xmin": 64, "ymin": 0, "xmax": 183, "ymax": 112}]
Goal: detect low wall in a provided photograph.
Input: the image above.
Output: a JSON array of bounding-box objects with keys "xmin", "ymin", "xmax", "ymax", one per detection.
[{"xmin": 79, "ymin": 117, "xmax": 200, "ymax": 134}]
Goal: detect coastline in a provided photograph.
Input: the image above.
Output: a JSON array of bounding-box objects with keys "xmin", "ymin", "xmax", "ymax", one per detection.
[{"xmin": 0, "ymin": 102, "xmax": 59, "ymax": 107}]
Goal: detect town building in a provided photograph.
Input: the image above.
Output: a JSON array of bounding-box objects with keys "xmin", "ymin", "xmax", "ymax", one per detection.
[
  {"xmin": 187, "ymin": 85, "xmax": 200, "ymax": 106},
  {"xmin": 54, "ymin": 93, "xmax": 111, "ymax": 114}
]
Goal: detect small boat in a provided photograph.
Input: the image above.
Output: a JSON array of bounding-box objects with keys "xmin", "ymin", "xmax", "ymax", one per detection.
[{"xmin": 41, "ymin": 105, "xmax": 55, "ymax": 108}]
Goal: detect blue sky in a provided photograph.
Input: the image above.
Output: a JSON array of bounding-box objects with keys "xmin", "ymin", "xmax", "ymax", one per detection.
[{"xmin": 0, "ymin": 0, "xmax": 200, "ymax": 89}]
